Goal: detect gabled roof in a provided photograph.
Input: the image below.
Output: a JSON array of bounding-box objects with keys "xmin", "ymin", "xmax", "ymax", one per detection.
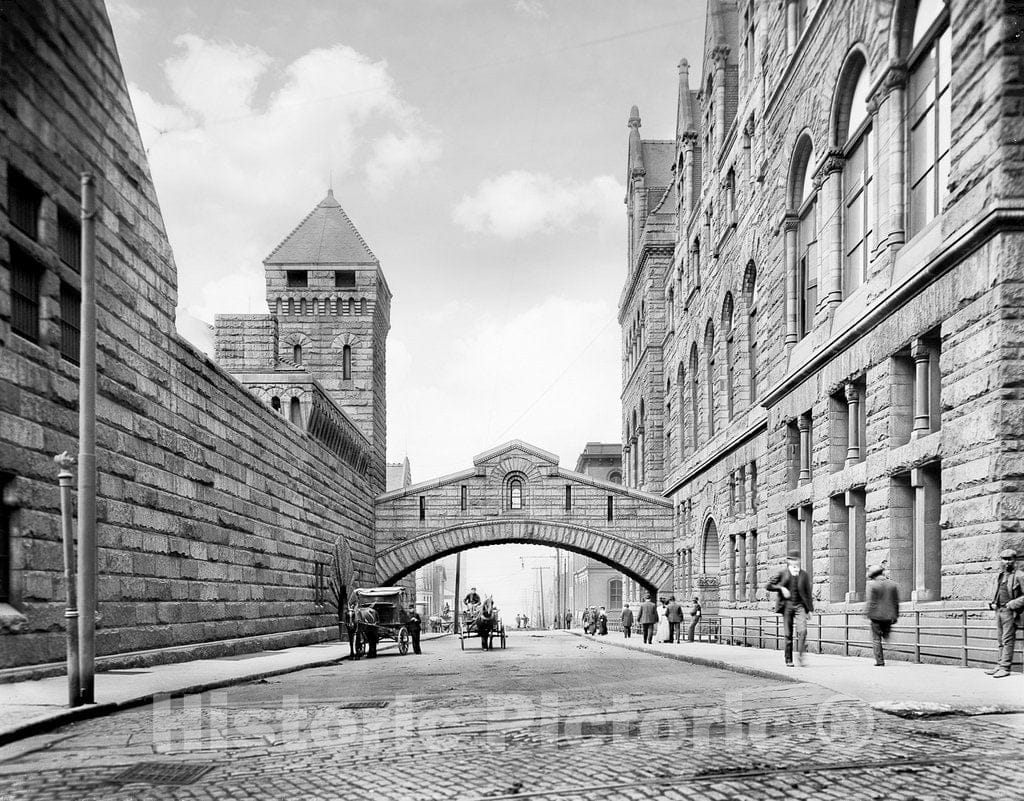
[
  {"xmin": 472, "ymin": 440, "xmax": 559, "ymax": 466},
  {"xmin": 265, "ymin": 190, "xmax": 378, "ymax": 266}
]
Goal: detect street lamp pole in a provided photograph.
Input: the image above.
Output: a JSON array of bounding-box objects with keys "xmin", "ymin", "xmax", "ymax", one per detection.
[
  {"xmin": 55, "ymin": 452, "xmax": 80, "ymax": 707},
  {"xmin": 76, "ymin": 172, "xmax": 97, "ymax": 705}
]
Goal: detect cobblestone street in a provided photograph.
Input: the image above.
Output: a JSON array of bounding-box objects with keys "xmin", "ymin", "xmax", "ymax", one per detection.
[{"xmin": 0, "ymin": 632, "xmax": 1020, "ymax": 800}]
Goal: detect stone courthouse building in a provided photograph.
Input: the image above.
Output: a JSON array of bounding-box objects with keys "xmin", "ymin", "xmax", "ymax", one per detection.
[
  {"xmin": 0, "ymin": 1, "xmax": 387, "ymax": 670},
  {"xmin": 622, "ymin": 0, "xmax": 1024, "ymax": 614}
]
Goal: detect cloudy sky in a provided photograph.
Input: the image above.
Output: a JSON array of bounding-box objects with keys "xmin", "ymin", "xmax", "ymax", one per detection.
[{"xmin": 108, "ymin": 0, "xmax": 706, "ymax": 599}]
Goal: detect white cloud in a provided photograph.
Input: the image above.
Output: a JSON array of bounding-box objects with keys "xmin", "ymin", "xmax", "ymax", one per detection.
[
  {"xmin": 128, "ymin": 35, "xmax": 440, "ymax": 327},
  {"xmin": 388, "ymin": 296, "xmax": 621, "ymax": 478},
  {"xmin": 512, "ymin": 0, "xmax": 548, "ymax": 18},
  {"xmin": 452, "ymin": 171, "xmax": 623, "ymax": 239}
]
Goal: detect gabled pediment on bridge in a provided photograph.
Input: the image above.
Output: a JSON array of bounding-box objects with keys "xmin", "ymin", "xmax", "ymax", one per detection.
[{"xmin": 472, "ymin": 440, "xmax": 559, "ymax": 468}]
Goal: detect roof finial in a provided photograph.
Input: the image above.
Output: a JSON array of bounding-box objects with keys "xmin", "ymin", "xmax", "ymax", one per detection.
[{"xmin": 628, "ymin": 105, "xmax": 641, "ymax": 129}]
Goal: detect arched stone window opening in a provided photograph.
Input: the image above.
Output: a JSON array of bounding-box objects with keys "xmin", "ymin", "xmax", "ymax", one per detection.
[
  {"xmin": 676, "ymin": 362, "xmax": 687, "ymax": 458},
  {"xmin": 289, "ymin": 396, "xmax": 302, "ymax": 426},
  {"xmin": 704, "ymin": 321, "xmax": 716, "ymax": 438},
  {"xmin": 360, "ymin": 298, "xmax": 367, "ymax": 315},
  {"xmin": 287, "ymin": 297, "xmax": 295, "ymax": 316},
  {"xmin": 788, "ymin": 135, "xmax": 817, "ymax": 340},
  {"xmin": 342, "ymin": 345, "xmax": 352, "ymax": 381},
  {"xmin": 743, "ymin": 262, "xmax": 759, "ymax": 403},
  {"xmin": 271, "ymin": 395, "xmax": 282, "ymax": 412},
  {"xmin": 347, "ymin": 298, "xmax": 354, "ymax": 315},
  {"xmin": 835, "ymin": 52, "xmax": 873, "ymax": 297},
  {"xmin": 504, "ymin": 473, "xmax": 527, "ymax": 511},
  {"xmin": 901, "ymin": 0, "xmax": 951, "ymax": 237},
  {"xmin": 702, "ymin": 519, "xmax": 720, "ymax": 575},
  {"xmin": 722, "ymin": 293, "xmax": 735, "ymax": 422},
  {"xmin": 608, "ymin": 471, "xmax": 622, "ymax": 484},
  {"xmin": 689, "ymin": 344, "xmax": 700, "ymax": 448},
  {"xmin": 292, "ymin": 344, "xmax": 302, "ymax": 365}
]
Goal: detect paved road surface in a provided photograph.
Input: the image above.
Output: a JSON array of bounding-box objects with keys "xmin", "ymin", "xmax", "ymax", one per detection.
[{"xmin": 0, "ymin": 632, "xmax": 1020, "ymax": 800}]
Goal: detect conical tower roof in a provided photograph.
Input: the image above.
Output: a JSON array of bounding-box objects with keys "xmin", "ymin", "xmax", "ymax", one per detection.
[{"xmin": 265, "ymin": 189, "xmax": 378, "ymax": 266}]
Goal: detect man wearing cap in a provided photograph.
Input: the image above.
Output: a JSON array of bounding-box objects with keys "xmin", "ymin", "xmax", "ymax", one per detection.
[
  {"xmin": 988, "ymin": 548, "xmax": 1024, "ymax": 678},
  {"xmin": 766, "ymin": 550, "xmax": 814, "ymax": 666},
  {"xmin": 464, "ymin": 587, "xmax": 481, "ymax": 606},
  {"xmin": 864, "ymin": 565, "xmax": 899, "ymax": 666}
]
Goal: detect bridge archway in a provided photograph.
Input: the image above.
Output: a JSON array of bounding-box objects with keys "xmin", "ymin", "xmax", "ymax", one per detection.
[{"xmin": 376, "ymin": 519, "xmax": 673, "ymax": 595}]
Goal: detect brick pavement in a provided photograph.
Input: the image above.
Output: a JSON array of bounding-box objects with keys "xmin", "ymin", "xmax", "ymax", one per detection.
[{"xmin": 0, "ymin": 632, "xmax": 1021, "ymax": 800}]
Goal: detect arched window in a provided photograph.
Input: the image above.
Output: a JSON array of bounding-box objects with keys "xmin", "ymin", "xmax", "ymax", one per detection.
[
  {"xmin": 347, "ymin": 298, "xmax": 354, "ymax": 315},
  {"xmin": 608, "ymin": 471, "xmax": 622, "ymax": 484},
  {"xmin": 342, "ymin": 345, "xmax": 352, "ymax": 380},
  {"xmin": 508, "ymin": 478, "xmax": 523, "ymax": 510},
  {"xmin": 722, "ymin": 294, "xmax": 735, "ymax": 421},
  {"xmin": 704, "ymin": 321, "xmax": 716, "ymax": 438},
  {"xmin": 903, "ymin": 0, "xmax": 951, "ymax": 236},
  {"xmin": 743, "ymin": 262, "xmax": 759, "ymax": 402},
  {"xmin": 837, "ymin": 53, "xmax": 873, "ymax": 296},
  {"xmin": 676, "ymin": 362, "xmax": 686, "ymax": 457},
  {"xmin": 270, "ymin": 395, "xmax": 281, "ymax": 412},
  {"xmin": 790, "ymin": 135, "xmax": 818, "ymax": 337},
  {"xmin": 667, "ymin": 287, "xmax": 675, "ymax": 332},
  {"xmin": 608, "ymin": 579, "xmax": 623, "ymax": 610},
  {"xmin": 689, "ymin": 344, "xmax": 700, "ymax": 448},
  {"xmin": 292, "ymin": 344, "xmax": 302, "ymax": 365},
  {"xmin": 360, "ymin": 298, "xmax": 367, "ymax": 315},
  {"xmin": 702, "ymin": 519, "xmax": 720, "ymax": 575},
  {"xmin": 287, "ymin": 297, "xmax": 294, "ymax": 315},
  {"xmin": 289, "ymin": 396, "xmax": 302, "ymax": 426},
  {"xmin": 299, "ymin": 298, "xmax": 307, "ymax": 315}
]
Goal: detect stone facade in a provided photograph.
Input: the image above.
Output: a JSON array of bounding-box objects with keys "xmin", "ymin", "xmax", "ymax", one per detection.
[
  {"xmin": 374, "ymin": 441, "xmax": 674, "ymax": 592},
  {"xmin": 622, "ymin": 0, "xmax": 1024, "ymax": 613},
  {"xmin": 0, "ymin": 1, "xmax": 382, "ymax": 671}
]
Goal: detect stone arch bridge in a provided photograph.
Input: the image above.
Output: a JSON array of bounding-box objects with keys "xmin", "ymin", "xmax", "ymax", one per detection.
[{"xmin": 374, "ymin": 441, "xmax": 674, "ymax": 594}]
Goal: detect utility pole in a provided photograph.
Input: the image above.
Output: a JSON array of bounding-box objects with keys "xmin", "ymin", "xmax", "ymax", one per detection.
[
  {"xmin": 453, "ymin": 551, "xmax": 462, "ymax": 635},
  {"xmin": 77, "ymin": 173, "xmax": 97, "ymax": 705},
  {"xmin": 538, "ymin": 567, "xmax": 545, "ymax": 629}
]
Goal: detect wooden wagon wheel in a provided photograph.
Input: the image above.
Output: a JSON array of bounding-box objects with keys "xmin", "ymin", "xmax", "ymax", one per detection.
[{"xmin": 398, "ymin": 626, "xmax": 409, "ymax": 656}]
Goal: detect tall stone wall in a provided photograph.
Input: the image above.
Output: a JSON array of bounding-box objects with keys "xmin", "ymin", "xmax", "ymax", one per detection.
[{"xmin": 0, "ymin": 1, "xmax": 378, "ymax": 669}]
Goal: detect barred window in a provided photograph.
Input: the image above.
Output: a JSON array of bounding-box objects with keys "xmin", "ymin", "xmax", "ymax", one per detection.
[
  {"xmin": 58, "ymin": 208, "xmax": 81, "ymax": 271},
  {"xmin": 7, "ymin": 168, "xmax": 42, "ymax": 239},
  {"xmin": 10, "ymin": 246, "xmax": 42, "ymax": 343},
  {"xmin": 59, "ymin": 282, "xmax": 80, "ymax": 364}
]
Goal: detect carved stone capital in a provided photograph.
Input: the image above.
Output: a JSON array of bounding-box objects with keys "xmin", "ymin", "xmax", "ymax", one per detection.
[
  {"xmin": 781, "ymin": 210, "xmax": 800, "ymax": 232},
  {"xmin": 911, "ymin": 337, "xmax": 932, "ymax": 362},
  {"xmin": 843, "ymin": 381, "xmax": 860, "ymax": 404},
  {"xmin": 680, "ymin": 131, "xmax": 698, "ymax": 148},
  {"xmin": 883, "ymin": 61, "xmax": 908, "ymax": 92},
  {"xmin": 815, "ymin": 149, "xmax": 845, "ymax": 182},
  {"xmin": 797, "ymin": 413, "xmax": 811, "ymax": 432},
  {"xmin": 711, "ymin": 45, "xmax": 731, "ymax": 67}
]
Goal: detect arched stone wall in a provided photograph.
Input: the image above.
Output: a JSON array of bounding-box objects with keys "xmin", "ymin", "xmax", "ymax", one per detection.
[{"xmin": 377, "ymin": 519, "xmax": 673, "ymax": 593}]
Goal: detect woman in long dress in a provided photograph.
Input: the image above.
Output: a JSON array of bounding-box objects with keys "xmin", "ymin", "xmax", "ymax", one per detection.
[{"xmin": 656, "ymin": 598, "xmax": 670, "ymax": 642}]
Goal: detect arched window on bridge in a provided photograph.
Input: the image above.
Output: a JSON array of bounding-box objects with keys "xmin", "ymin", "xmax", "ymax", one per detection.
[
  {"xmin": 508, "ymin": 477, "xmax": 523, "ymax": 510},
  {"xmin": 608, "ymin": 579, "xmax": 622, "ymax": 610}
]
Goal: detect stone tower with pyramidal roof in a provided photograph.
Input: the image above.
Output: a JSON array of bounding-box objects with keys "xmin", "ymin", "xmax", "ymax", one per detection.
[{"xmin": 214, "ymin": 190, "xmax": 391, "ymax": 493}]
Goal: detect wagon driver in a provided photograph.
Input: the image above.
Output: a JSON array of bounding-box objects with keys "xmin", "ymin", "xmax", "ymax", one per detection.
[{"xmin": 464, "ymin": 586, "xmax": 481, "ymax": 606}]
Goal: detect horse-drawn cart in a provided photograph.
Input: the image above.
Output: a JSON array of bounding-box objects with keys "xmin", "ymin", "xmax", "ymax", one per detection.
[
  {"xmin": 459, "ymin": 598, "xmax": 506, "ymax": 650},
  {"xmin": 354, "ymin": 587, "xmax": 411, "ymax": 656}
]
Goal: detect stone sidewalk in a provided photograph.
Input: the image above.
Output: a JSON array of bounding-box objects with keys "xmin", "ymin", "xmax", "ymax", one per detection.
[
  {"xmin": 0, "ymin": 634, "xmax": 447, "ymax": 746},
  {"xmin": 571, "ymin": 629, "xmax": 1024, "ymax": 717}
]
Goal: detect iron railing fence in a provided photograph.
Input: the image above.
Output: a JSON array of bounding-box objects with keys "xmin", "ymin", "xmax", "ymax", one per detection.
[{"xmin": 686, "ymin": 608, "xmax": 1023, "ymax": 671}]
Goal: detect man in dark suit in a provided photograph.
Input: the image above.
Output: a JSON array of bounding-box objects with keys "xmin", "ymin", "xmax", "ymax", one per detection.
[
  {"xmin": 405, "ymin": 607, "xmax": 423, "ymax": 655},
  {"xmin": 638, "ymin": 593, "xmax": 659, "ymax": 644},
  {"xmin": 989, "ymin": 548, "xmax": 1024, "ymax": 678},
  {"xmin": 766, "ymin": 550, "xmax": 814, "ymax": 666},
  {"xmin": 620, "ymin": 603, "xmax": 634, "ymax": 638},
  {"xmin": 665, "ymin": 596, "xmax": 684, "ymax": 643},
  {"xmin": 864, "ymin": 565, "xmax": 899, "ymax": 666}
]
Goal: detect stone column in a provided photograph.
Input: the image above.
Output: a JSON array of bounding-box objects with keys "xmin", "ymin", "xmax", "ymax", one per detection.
[
  {"xmin": 817, "ymin": 151, "xmax": 845, "ymax": 311},
  {"xmin": 879, "ymin": 62, "xmax": 907, "ymax": 252},
  {"xmin": 736, "ymin": 532, "xmax": 747, "ymax": 602},
  {"xmin": 745, "ymin": 464, "xmax": 755, "ymax": 512},
  {"xmin": 911, "ymin": 466, "xmax": 941, "ymax": 602},
  {"xmin": 747, "ymin": 532, "xmax": 758, "ymax": 602},
  {"xmin": 728, "ymin": 535, "xmax": 737, "ymax": 602},
  {"xmin": 786, "ymin": 0, "xmax": 799, "ymax": 54},
  {"xmin": 845, "ymin": 381, "xmax": 861, "ymax": 466},
  {"xmin": 637, "ymin": 426, "xmax": 645, "ymax": 487},
  {"xmin": 911, "ymin": 339, "xmax": 931, "ymax": 439},
  {"xmin": 845, "ymin": 489, "xmax": 866, "ymax": 603},
  {"xmin": 712, "ymin": 45, "xmax": 729, "ymax": 156},
  {"xmin": 623, "ymin": 443, "xmax": 631, "ymax": 486},
  {"xmin": 798, "ymin": 413, "xmax": 811, "ymax": 484},
  {"xmin": 783, "ymin": 211, "xmax": 799, "ymax": 347},
  {"xmin": 681, "ymin": 132, "xmax": 697, "ymax": 223}
]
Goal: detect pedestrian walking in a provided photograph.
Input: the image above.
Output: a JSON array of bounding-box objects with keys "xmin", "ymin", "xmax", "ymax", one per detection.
[
  {"xmin": 864, "ymin": 565, "xmax": 899, "ymax": 666},
  {"xmin": 666, "ymin": 596, "xmax": 683, "ymax": 643},
  {"xmin": 406, "ymin": 607, "xmax": 423, "ymax": 655},
  {"xmin": 581, "ymin": 608, "xmax": 591, "ymax": 633},
  {"xmin": 766, "ymin": 550, "xmax": 814, "ymax": 667},
  {"xmin": 516, "ymin": 613, "xmax": 522, "ymax": 629},
  {"xmin": 621, "ymin": 603, "xmax": 634, "ymax": 638},
  {"xmin": 565, "ymin": 611, "xmax": 572, "ymax": 628},
  {"xmin": 639, "ymin": 594, "xmax": 659, "ymax": 644},
  {"xmin": 687, "ymin": 597, "xmax": 702, "ymax": 642},
  {"xmin": 597, "ymin": 606, "xmax": 608, "ymax": 635},
  {"xmin": 988, "ymin": 548, "xmax": 1024, "ymax": 678}
]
